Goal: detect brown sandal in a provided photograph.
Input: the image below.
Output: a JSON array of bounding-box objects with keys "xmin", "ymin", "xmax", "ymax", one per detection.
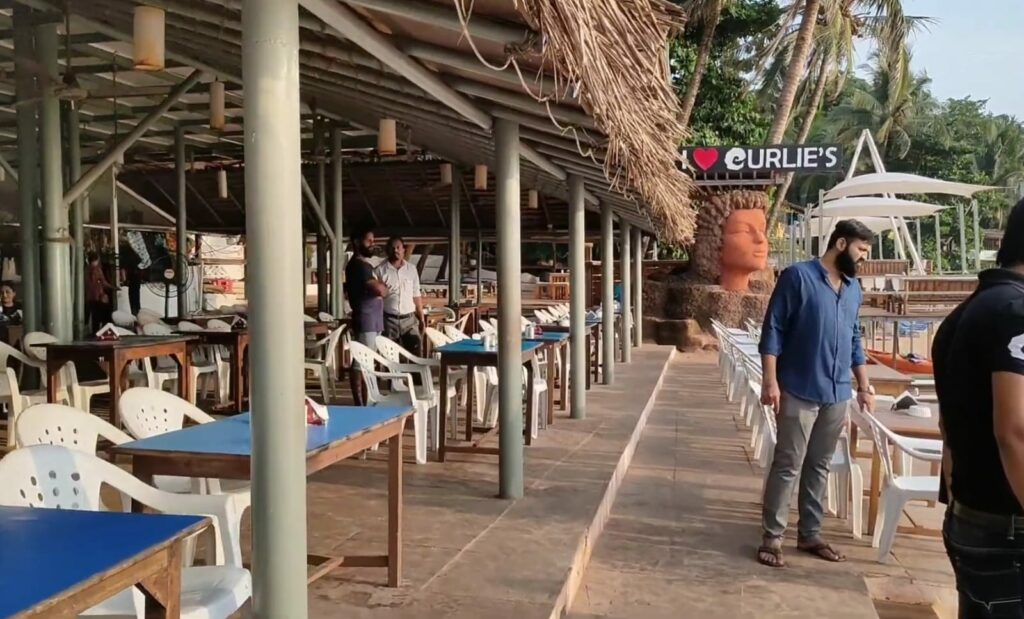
[
  {"xmin": 797, "ymin": 541, "xmax": 846, "ymax": 562},
  {"xmin": 757, "ymin": 545, "xmax": 786, "ymax": 568}
]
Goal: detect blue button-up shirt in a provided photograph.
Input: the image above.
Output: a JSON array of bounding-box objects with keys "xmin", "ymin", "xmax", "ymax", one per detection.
[{"xmin": 758, "ymin": 259, "xmax": 866, "ymax": 404}]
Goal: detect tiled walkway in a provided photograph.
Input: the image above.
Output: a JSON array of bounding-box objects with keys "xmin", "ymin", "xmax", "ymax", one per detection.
[{"xmin": 569, "ymin": 354, "xmax": 955, "ymax": 619}]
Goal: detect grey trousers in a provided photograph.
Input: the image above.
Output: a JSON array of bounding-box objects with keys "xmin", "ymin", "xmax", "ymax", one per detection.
[{"xmin": 761, "ymin": 392, "xmax": 850, "ymax": 540}]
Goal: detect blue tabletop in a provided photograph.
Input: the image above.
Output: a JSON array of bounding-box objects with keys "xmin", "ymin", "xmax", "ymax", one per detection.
[
  {"xmin": 117, "ymin": 405, "xmax": 410, "ymax": 456},
  {"xmin": 527, "ymin": 332, "xmax": 570, "ymax": 343},
  {"xmin": 436, "ymin": 340, "xmax": 544, "ymax": 355},
  {"xmin": 0, "ymin": 506, "xmax": 204, "ymax": 617}
]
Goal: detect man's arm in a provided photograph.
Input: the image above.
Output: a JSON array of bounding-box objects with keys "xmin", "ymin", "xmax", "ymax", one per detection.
[
  {"xmin": 366, "ymin": 262, "xmax": 388, "ymax": 297},
  {"xmin": 758, "ymin": 268, "xmax": 798, "ymax": 411},
  {"xmin": 851, "ymin": 293, "xmax": 874, "ymax": 411},
  {"xmin": 412, "ymin": 268, "xmax": 425, "ymax": 326},
  {"xmin": 994, "ymin": 372, "xmax": 1024, "ymax": 509}
]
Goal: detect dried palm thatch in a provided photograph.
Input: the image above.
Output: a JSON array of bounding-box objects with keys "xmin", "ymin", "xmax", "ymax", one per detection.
[{"xmin": 509, "ymin": 0, "xmax": 695, "ymax": 243}]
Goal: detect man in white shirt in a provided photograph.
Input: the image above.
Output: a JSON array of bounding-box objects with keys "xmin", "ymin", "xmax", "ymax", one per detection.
[{"xmin": 374, "ymin": 236, "xmax": 426, "ymax": 355}]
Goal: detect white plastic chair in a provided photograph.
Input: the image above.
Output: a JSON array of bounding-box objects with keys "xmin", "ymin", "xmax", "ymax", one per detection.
[
  {"xmin": 0, "ymin": 445, "xmax": 251, "ymax": 619},
  {"xmin": 0, "ymin": 368, "xmax": 47, "ymax": 448},
  {"xmin": 135, "ymin": 308, "xmax": 163, "ymax": 327},
  {"xmin": 348, "ymin": 340, "xmax": 431, "ymax": 464},
  {"xmin": 375, "ymin": 336, "xmax": 457, "ymax": 447},
  {"xmin": 856, "ymin": 408, "xmax": 941, "ymax": 562},
  {"xmin": 317, "ymin": 311, "xmax": 335, "ymax": 322},
  {"xmin": 119, "ymin": 388, "xmax": 252, "ymax": 538},
  {"xmin": 304, "ymin": 325, "xmax": 346, "ymax": 403},
  {"xmin": 142, "ymin": 322, "xmax": 216, "ymax": 403},
  {"xmin": 0, "ymin": 340, "xmax": 46, "ymax": 389},
  {"xmin": 111, "ymin": 310, "xmax": 137, "ymax": 329},
  {"xmin": 478, "ymin": 320, "xmax": 496, "ymax": 334}
]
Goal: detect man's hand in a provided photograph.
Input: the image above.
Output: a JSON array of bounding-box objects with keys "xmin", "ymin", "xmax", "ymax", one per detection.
[
  {"xmin": 761, "ymin": 380, "xmax": 781, "ymax": 412},
  {"xmin": 856, "ymin": 389, "xmax": 875, "ymax": 413}
]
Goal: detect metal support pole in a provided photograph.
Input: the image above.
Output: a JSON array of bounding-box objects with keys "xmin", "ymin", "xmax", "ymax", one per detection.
[
  {"xmin": 314, "ymin": 115, "xmax": 328, "ymax": 313},
  {"xmin": 330, "ymin": 126, "xmax": 344, "ymax": 316},
  {"xmin": 110, "ymin": 166, "xmax": 120, "ymax": 312},
  {"xmin": 935, "ymin": 213, "xmax": 943, "ymax": 275},
  {"xmin": 568, "ymin": 175, "xmax": 586, "ymax": 419},
  {"xmin": 620, "ymin": 221, "xmax": 632, "ymax": 363},
  {"xmin": 300, "ymin": 176, "xmax": 338, "ymax": 247},
  {"xmin": 957, "ymin": 203, "xmax": 967, "ymax": 274},
  {"xmin": 632, "ymin": 226, "xmax": 642, "ymax": 347},
  {"xmin": 63, "ymin": 70, "xmax": 202, "ymax": 209},
  {"xmin": 175, "ymin": 125, "xmax": 188, "ymax": 318},
  {"xmin": 37, "ymin": 23, "xmax": 71, "ymax": 341},
  {"xmin": 476, "ymin": 231, "xmax": 482, "ymax": 302},
  {"xmin": 495, "ymin": 117, "xmax": 523, "ymax": 499},
  {"xmin": 972, "ymin": 199, "xmax": 981, "ymax": 272},
  {"xmin": 916, "ymin": 219, "xmax": 923, "ymax": 269},
  {"xmin": 14, "ymin": 6, "xmax": 40, "ymax": 332},
  {"xmin": 448, "ymin": 172, "xmax": 461, "ymax": 305},
  {"xmin": 600, "ymin": 203, "xmax": 615, "ymax": 384},
  {"xmin": 66, "ymin": 103, "xmax": 85, "ymax": 338},
  {"xmin": 243, "ymin": 0, "xmax": 309, "ymax": 615}
]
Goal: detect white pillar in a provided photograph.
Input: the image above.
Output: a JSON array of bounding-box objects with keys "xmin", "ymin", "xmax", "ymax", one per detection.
[
  {"xmin": 495, "ymin": 117, "xmax": 523, "ymax": 499},
  {"xmin": 242, "ymin": 0, "xmax": 309, "ymax": 615},
  {"xmin": 601, "ymin": 204, "xmax": 615, "ymax": 384},
  {"xmin": 632, "ymin": 227, "xmax": 642, "ymax": 347},
  {"xmin": 568, "ymin": 176, "xmax": 586, "ymax": 419},
  {"xmin": 619, "ymin": 222, "xmax": 632, "ymax": 363}
]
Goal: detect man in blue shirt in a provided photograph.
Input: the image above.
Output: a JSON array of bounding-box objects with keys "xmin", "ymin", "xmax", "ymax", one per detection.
[{"xmin": 756, "ymin": 219, "xmax": 875, "ymax": 568}]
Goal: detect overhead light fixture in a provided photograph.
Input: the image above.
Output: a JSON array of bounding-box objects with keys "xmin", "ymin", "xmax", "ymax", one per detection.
[
  {"xmin": 133, "ymin": 6, "xmax": 165, "ymax": 71},
  {"xmin": 217, "ymin": 169, "xmax": 228, "ymax": 199},
  {"xmin": 377, "ymin": 118, "xmax": 397, "ymax": 155},
  {"xmin": 528, "ymin": 189, "xmax": 538, "ymax": 210},
  {"xmin": 474, "ymin": 164, "xmax": 487, "ymax": 191},
  {"xmin": 209, "ymin": 80, "xmax": 225, "ymax": 130},
  {"xmin": 439, "ymin": 163, "xmax": 452, "ymax": 185}
]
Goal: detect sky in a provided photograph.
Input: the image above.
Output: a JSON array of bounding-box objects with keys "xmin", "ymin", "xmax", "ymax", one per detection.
[{"xmin": 862, "ymin": 0, "xmax": 1024, "ymax": 119}]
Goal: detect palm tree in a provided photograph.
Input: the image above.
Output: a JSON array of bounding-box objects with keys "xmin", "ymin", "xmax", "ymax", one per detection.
[
  {"xmin": 679, "ymin": 0, "xmax": 727, "ymax": 129},
  {"xmin": 765, "ymin": 0, "xmax": 822, "ymax": 144}
]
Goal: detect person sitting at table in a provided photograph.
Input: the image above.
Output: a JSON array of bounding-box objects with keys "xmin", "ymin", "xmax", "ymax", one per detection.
[
  {"xmin": 0, "ymin": 282, "xmax": 22, "ymax": 323},
  {"xmin": 85, "ymin": 252, "xmax": 114, "ymax": 332},
  {"xmin": 375, "ymin": 236, "xmax": 425, "ymax": 356},
  {"xmin": 345, "ymin": 227, "xmax": 387, "ymax": 406}
]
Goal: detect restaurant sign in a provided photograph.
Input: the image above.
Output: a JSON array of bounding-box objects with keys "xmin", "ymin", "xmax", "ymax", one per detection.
[{"xmin": 679, "ymin": 144, "xmax": 843, "ymax": 175}]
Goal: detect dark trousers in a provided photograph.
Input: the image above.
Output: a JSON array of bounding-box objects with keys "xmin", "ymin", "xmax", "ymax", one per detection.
[
  {"xmin": 384, "ymin": 313, "xmax": 422, "ymax": 357},
  {"xmin": 128, "ymin": 283, "xmax": 142, "ymax": 315},
  {"xmin": 86, "ymin": 300, "xmax": 111, "ymax": 333},
  {"xmin": 944, "ymin": 504, "xmax": 1024, "ymax": 618}
]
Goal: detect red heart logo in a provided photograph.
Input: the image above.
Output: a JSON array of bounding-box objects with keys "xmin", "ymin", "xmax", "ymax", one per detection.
[{"xmin": 692, "ymin": 148, "xmax": 719, "ymax": 172}]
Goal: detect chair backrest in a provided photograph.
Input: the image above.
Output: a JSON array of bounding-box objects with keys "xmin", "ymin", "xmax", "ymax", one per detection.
[
  {"xmin": 479, "ymin": 320, "xmax": 495, "ymax": 334},
  {"xmin": 135, "ymin": 308, "xmax": 163, "ymax": 326},
  {"xmin": 0, "ymin": 340, "xmax": 41, "ymax": 372},
  {"xmin": 206, "ymin": 319, "xmax": 231, "ymax": 332},
  {"xmin": 16, "ymin": 404, "xmax": 133, "ymax": 453},
  {"xmin": 452, "ymin": 311, "xmax": 471, "ymax": 332},
  {"xmin": 304, "ymin": 314, "xmax": 316, "ymax": 323},
  {"xmin": 441, "ymin": 307, "xmax": 457, "ymax": 322},
  {"xmin": 443, "ymin": 325, "xmax": 468, "ymax": 341},
  {"xmin": 119, "ymin": 387, "xmax": 215, "ymax": 439},
  {"xmin": 347, "ymin": 340, "xmax": 395, "ymax": 405},
  {"xmin": 535, "ymin": 309, "xmax": 552, "ymax": 323},
  {"xmin": 0, "ymin": 445, "xmax": 240, "ymax": 566},
  {"xmin": 177, "ymin": 320, "xmax": 203, "ymax": 332},
  {"xmin": 424, "ymin": 327, "xmax": 451, "ymax": 350},
  {"xmin": 112, "ymin": 325, "xmax": 136, "ymax": 337},
  {"xmin": 111, "ymin": 310, "xmax": 136, "ymax": 328},
  {"xmin": 22, "ymin": 331, "xmax": 58, "ymax": 361},
  {"xmin": 323, "ymin": 325, "xmax": 346, "ymax": 365},
  {"xmin": 142, "ymin": 321, "xmax": 172, "ymax": 336},
  {"xmin": 318, "ymin": 311, "xmax": 335, "ymax": 322},
  {"xmin": 374, "ymin": 336, "xmax": 407, "ymax": 366}
]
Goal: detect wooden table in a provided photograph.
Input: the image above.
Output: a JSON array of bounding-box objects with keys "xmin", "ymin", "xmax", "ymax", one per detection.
[
  {"xmin": 863, "ymin": 363, "xmax": 913, "ymax": 397},
  {"xmin": 42, "ymin": 336, "xmax": 195, "ymax": 428},
  {"xmin": 0, "ymin": 505, "xmax": 206, "ymax": 618},
  {"xmin": 527, "ymin": 332, "xmax": 570, "ymax": 418},
  {"xmin": 436, "ymin": 339, "xmax": 542, "ymax": 461},
  {"xmin": 180, "ymin": 329, "xmax": 250, "ymax": 412},
  {"xmin": 112, "ymin": 405, "xmax": 411, "ymax": 587},
  {"xmin": 858, "ymin": 408, "xmax": 941, "ymax": 536},
  {"xmin": 539, "ymin": 321, "xmax": 601, "ymax": 389}
]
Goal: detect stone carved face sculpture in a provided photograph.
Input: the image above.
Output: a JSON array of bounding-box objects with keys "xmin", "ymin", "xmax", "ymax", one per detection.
[
  {"xmin": 691, "ymin": 190, "xmax": 770, "ymax": 292},
  {"xmin": 720, "ymin": 209, "xmax": 768, "ymax": 291}
]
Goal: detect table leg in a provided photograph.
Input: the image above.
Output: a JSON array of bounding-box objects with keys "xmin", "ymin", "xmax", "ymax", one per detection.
[
  {"xmin": 546, "ymin": 345, "xmax": 555, "ymax": 424},
  {"xmin": 867, "ymin": 445, "xmax": 882, "ymax": 536},
  {"xmin": 525, "ymin": 361, "xmax": 534, "ymax": 446},
  {"xmin": 388, "ymin": 428, "xmax": 403, "ymax": 587},
  {"xmin": 170, "ymin": 350, "xmax": 191, "ymax": 404},
  {"xmin": 585, "ymin": 331, "xmax": 592, "ymax": 390},
  {"xmin": 140, "ymin": 541, "xmax": 183, "ymax": 618},
  {"xmin": 465, "ymin": 363, "xmax": 476, "ymax": 442},
  {"xmin": 109, "ymin": 353, "xmax": 126, "ymax": 429},
  {"xmin": 559, "ymin": 341, "xmax": 568, "ymax": 411},
  {"xmin": 46, "ymin": 358, "xmax": 60, "ymax": 403},
  {"xmin": 438, "ymin": 360, "xmax": 448, "ymax": 463}
]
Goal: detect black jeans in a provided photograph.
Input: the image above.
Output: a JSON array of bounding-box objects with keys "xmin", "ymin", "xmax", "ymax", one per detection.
[{"xmin": 944, "ymin": 506, "xmax": 1024, "ymax": 618}]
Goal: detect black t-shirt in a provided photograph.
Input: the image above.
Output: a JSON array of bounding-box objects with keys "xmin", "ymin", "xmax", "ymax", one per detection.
[
  {"xmin": 933, "ymin": 268, "xmax": 1024, "ymax": 514},
  {"xmin": 344, "ymin": 257, "xmax": 383, "ymax": 334}
]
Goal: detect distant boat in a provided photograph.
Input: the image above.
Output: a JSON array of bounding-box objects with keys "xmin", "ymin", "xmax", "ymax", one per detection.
[{"xmin": 866, "ymin": 349, "xmax": 933, "ymax": 375}]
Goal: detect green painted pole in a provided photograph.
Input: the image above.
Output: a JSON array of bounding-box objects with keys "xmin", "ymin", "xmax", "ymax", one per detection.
[
  {"xmin": 601, "ymin": 203, "xmax": 615, "ymax": 384},
  {"xmin": 619, "ymin": 221, "xmax": 632, "ymax": 363},
  {"xmin": 14, "ymin": 7, "xmax": 40, "ymax": 333},
  {"xmin": 65, "ymin": 102, "xmax": 85, "ymax": 337}
]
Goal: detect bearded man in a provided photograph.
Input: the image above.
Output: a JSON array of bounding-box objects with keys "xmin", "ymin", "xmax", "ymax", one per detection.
[{"xmin": 755, "ymin": 219, "xmax": 876, "ymax": 568}]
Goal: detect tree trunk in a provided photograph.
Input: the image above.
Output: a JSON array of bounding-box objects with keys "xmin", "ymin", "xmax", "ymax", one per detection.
[
  {"xmin": 765, "ymin": 0, "xmax": 822, "ymax": 144},
  {"xmin": 767, "ymin": 54, "xmax": 829, "ymax": 226},
  {"xmin": 678, "ymin": 0, "xmax": 723, "ymax": 129}
]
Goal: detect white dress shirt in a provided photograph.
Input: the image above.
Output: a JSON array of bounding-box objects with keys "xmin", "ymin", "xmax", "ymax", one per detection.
[{"xmin": 374, "ymin": 259, "xmax": 422, "ymax": 315}]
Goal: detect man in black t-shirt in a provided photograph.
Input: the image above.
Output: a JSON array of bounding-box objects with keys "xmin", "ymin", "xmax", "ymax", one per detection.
[
  {"xmin": 344, "ymin": 228, "xmax": 386, "ymax": 406},
  {"xmin": 933, "ymin": 198, "xmax": 1024, "ymax": 618}
]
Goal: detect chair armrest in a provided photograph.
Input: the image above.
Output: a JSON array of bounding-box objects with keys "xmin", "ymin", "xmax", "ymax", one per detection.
[{"xmin": 366, "ymin": 371, "xmax": 420, "ymax": 406}]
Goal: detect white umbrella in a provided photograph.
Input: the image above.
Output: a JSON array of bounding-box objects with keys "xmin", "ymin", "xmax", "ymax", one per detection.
[
  {"xmin": 796, "ymin": 216, "xmax": 894, "ymax": 239},
  {"xmin": 808, "ymin": 196, "xmax": 951, "ymax": 218},
  {"xmin": 824, "ymin": 172, "xmax": 998, "ymax": 201}
]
